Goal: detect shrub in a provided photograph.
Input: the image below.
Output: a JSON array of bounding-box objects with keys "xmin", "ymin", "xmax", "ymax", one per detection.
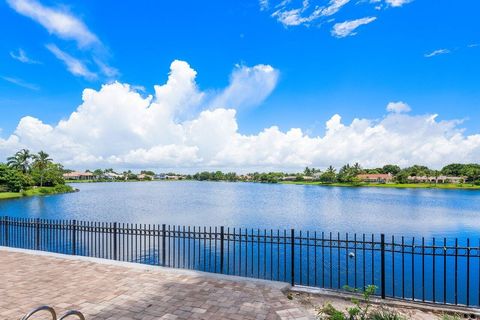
[
  {"xmin": 369, "ymin": 309, "xmax": 406, "ymax": 320},
  {"xmin": 53, "ymin": 184, "xmax": 74, "ymax": 193},
  {"xmin": 440, "ymin": 314, "xmax": 461, "ymax": 320},
  {"xmin": 0, "ymin": 164, "xmax": 30, "ymax": 192},
  {"xmin": 316, "ymin": 285, "xmax": 406, "ymax": 320}
]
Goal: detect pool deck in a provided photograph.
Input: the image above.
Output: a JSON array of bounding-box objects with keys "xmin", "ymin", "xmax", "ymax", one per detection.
[
  {"xmin": 1, "ymin": 247, "xmax": 478, "ymax": 320},
  {"xmin": 0, "ymin": 247, "xmax": 311, "ymax": 320}
]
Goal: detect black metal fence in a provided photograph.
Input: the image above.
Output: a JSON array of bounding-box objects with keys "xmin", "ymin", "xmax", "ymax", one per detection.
[{"xmin": 1, "ymin": 216, "xmax": 479, "ymax": 308}]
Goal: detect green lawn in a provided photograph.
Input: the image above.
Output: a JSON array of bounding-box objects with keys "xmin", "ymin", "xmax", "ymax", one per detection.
[
  {"xmin": 280, "ymin": 181, "xmax": 480, "ymax": 190},
  {"xmin": 0, "ymin": 185, "xmax": 75, "ymax": 200},
  {"xmin": 0, "ymin": 192, "xmax": 23, "ymax": 200}
]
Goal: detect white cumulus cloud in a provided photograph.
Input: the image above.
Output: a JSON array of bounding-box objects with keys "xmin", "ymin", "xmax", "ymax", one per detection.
[
  {"xmin": 386, "ymin": 101, "xmax": 411, "ymax": 113},
  {"xmin": 331, "ymin": 16, "xmax": 377, "ymax": 38},
  {"xmin": 1, "ymin": 60, "xmax": 480, "ymax": 171},
  {"xmin": 210, "ymin": 64, "xmax": 279, "ymax": 111}
]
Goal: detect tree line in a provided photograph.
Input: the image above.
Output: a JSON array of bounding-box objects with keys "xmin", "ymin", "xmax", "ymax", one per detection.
[
  {"xmin": 0, "ymin": 149, "xmax": 69, "ymax": 193},
  {"xmin": 187, "ymin": 163, "xmax": 480, "ymax": 184}
]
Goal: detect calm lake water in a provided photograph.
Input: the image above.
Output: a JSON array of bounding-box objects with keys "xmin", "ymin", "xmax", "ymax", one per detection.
[{"xmin": 1, "ymin": 181, "xmax": 479, "ymax": 238}]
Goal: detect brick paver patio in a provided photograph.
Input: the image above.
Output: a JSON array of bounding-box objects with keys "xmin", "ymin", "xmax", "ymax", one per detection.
[{"xmin": 0, "ymin": 247, "xmax": 312, "ymax": 320}]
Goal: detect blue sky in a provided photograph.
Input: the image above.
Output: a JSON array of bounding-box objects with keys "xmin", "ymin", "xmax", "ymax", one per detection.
[{"xmin": 1, "ymin": 0, "xmax": 480, "ymax": 170}]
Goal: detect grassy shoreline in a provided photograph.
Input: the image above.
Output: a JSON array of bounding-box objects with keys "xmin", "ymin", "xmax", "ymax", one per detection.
[
  {"xmin": 0, "ymin": 185, "xmax": 76, "ymax": 200},
  {"xmin": 280, "ymin": 181, "xmax": 480, "ymax": 190},
  {"xmin": 67, "ymin": 179, "xmax": 480, "ymax": 190}
]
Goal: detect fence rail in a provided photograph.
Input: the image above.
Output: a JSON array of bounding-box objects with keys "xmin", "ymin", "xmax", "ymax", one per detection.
[{"xmin": 1, "ymin": 216, "xmax": 479, "ymax": 308}]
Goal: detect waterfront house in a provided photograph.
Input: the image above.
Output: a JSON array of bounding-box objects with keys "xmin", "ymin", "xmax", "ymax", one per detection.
[
  {"xmin": 356, "ymin": 173, "xmax": 393, "ymax": 183},
  {"xmin": 312, "ymin": 172, "xmax": 322, "ymax": 180},
  {"xmin": 63, "ymin": 171, "xmax": 95, "ymax": 181},
  {"xmin": 408, "ymin": 175, "xmax": 466, "ymax": 184},
  {"xmin": 102, "ymin": 172, "xmax": 124, "ymax": 180},
  {"xmin": 137, "ymin": 173, "xmax": 153, "ymax": 180}
]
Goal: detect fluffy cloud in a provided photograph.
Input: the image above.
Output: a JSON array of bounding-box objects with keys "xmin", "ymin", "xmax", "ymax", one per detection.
[
  {"xmin": 331, "ymin": 17, "xmax": 377, "ymax": 38},
  {"xmin": 209, "ymin": 64, "xmax": 279, "ymax": 111},
  {"xmin": 1, "ymin": 60, "xmax": 480, "ymax": 171},
  {"xmin": 386, "ymin": 101, "xmax": 411, "ymax": 113}
]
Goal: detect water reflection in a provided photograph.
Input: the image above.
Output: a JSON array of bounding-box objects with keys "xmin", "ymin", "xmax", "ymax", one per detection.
[{"xmin": 0, "ymin": 181, "xmax": 479, "ymax": 238}]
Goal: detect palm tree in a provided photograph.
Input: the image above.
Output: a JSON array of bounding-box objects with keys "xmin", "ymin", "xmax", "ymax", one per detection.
[
  {"xmin": 353, "ymin": 162, "xmax": 362, "ymax": 173},
  {"xmin": 32, "ymin": 151, "xmax": 53, "ymax": 187},
  {"xmin": 326, "ymin": 165, "xmax": 336, "ymax": 174},
  {"xmin": 7, "ymin": 149, "xmax": 32, "ymax": 173}
]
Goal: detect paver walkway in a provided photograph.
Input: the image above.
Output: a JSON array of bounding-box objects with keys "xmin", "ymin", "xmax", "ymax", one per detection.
[{"xmin": 0, "ymin": 248, "xmax": 312, "ymax": 320}]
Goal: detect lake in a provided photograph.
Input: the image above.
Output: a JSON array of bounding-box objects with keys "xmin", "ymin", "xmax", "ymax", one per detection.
[{"xmin": 1, "ymin": 181, "xmax": 479, "ymax": 238}]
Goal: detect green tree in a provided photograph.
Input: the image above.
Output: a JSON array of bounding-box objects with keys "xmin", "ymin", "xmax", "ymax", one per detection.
[
  {"xmin": 7, "ymin": 149, "xmax": 32, "ymax": 173},
  {"xmin": 31, "ymin": 163, "xmax": 64, "ymax": 187},
  {"xmin": 353, "ymin": 162, "xmax": 362, "ymax": 174},
  {"xmin": 320, "ymin": 166, "xmax": 337, "ymax": 183},
  {"xmin": 304, "ymin": 167, "xmax": 312, "ymax": 176},
  {"xmin": 93, "ymin": 169, "xmax": 104, "ymax": 177},
  {"xmin": 0, "ymin": 164, "xmax": 30, "ymax": 192},
  {"xmin": 32, "ymin": 151, "xmax": 53, "ymax": 187},
  {"xmin": 382, "ymin": 164, "xmax": 401, "ymax": 175},
  {"xmin": 465, "ymin": 167, "xmax": 480, "ymax": 184},
  {"xmin": 394, "ymin": 171, "xmax": 410, "ymax": 184}
]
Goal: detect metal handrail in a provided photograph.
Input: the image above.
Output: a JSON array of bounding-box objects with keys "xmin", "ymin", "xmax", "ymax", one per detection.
[
  {"xmin": 21, "ymin": 306, "xmax": 85, "ymax": 320},
  {"xmin": 21, "ymin": 305, "xmax": 56, "ymax": 320},
  {"xmin": 59, "ymin": 310, "xmax": 86, "ymax": 320}
]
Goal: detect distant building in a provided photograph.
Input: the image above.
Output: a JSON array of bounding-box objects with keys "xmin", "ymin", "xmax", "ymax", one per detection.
[
  {"xmin": 102, "ymin": 172, "xmax": 124, "ymax": 180},
  {"xmin": 312, "ymin": 172, "xmax": 322, "ymax": 180},
  {"xmin": 408, "ymin": 176, "xmax": 466, "ymax": 184},
  {"xmin": 282, "ymin": 176, "xmax": 297, "ymax": 181},
  {"xmin": 137, "ymin": 174, "xmax": 153, "ymax": 180},
  {"xmin": 357, "ymin": 173, "xmax": 393, "ymax": 183},
  {"xmin": 63, "ymin": 171, "xmax": 95, "ymax": 180}
]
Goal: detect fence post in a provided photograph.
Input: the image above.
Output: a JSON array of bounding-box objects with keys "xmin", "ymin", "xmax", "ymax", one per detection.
[
  {"xmin": 35, "ymin": 218, "xmax": 41, "ymax": 250},
  {"xmin": 113, "ymin": 222, "xmax": 118, "ymax": 260},
  {"xmin": 162, "ymin": 224, "xmax": 166, "ymax": 267},
  {"xmin": 380, "ymin": 234, "xmax": 386, "ymax": 299},
  {"xmin": 220, "ymin": 226, "xmax": 225, "ymax": 273},
  {"xmin": 291, "ymin": 228, "xmax": 295, "ymax": 286},
  {"xmin": 3, "ymin": 216, "xmax": 8, "ymax": 246},
  {"xmin": 72, "ymin": 220, "xmax": 77, "ymax": 255}
]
